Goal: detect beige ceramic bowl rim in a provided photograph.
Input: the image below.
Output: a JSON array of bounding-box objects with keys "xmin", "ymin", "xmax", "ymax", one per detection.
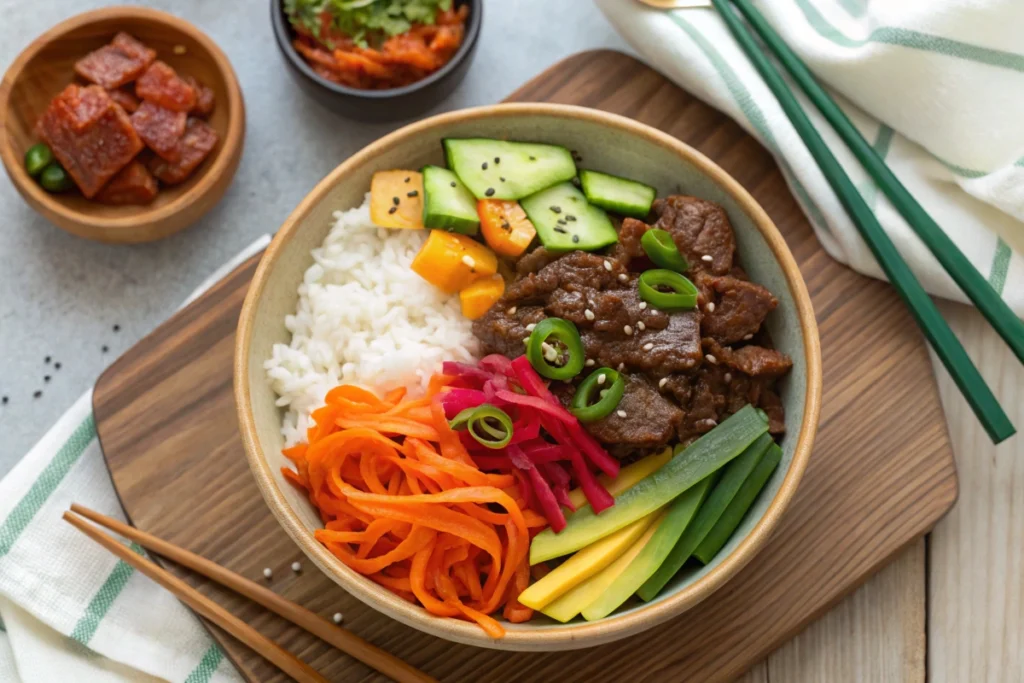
[
  {"xmin": 0, "ymin": 5, "xmax": 245, "ymax": 231},
  {"xmin": 235, "ymin": 102, "xmax": 822, "ymax": 649}
]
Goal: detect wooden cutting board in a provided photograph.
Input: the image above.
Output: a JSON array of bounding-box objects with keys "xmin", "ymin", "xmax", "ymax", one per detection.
[{"xmin": 92, "ymin": 51, "xmax": 957, "ymax": 682}]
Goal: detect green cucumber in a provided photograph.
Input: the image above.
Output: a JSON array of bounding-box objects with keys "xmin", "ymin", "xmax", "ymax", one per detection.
[
  {"xmin": 520, "ymin": 182, "xmax": 618, "ymax": 253},
  {"xmin": 530, "ymin": 405, "xmax": 768, "ymax": 564},
  {"xmin": 421, "ymin": 165, "xmax": 480, "ymax": 235},
  {"xmin": 579, "ymin": 169, "xmax": 656, "ymax": 219},
  {"xmin": 443, "ymin": 138, "xmax": 576, "ymax": 200},
  {"xmin": 693, "ymin": 443, "xmax": 782, "ymax": 564},
  {"xmin": 579, "ymin": 472, "xmax": 717, "ymax": 621},
  {"xmin": 637, "ymin": 433, "xmax": 773, "ymax": 601}
]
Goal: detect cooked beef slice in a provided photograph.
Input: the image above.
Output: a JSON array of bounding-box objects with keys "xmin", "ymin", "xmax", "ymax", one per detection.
[
  {"xmin": 582, "ymin": 374, "xmax": 682, "ymax": 451},
  {"xmin": 703, "ymin": 338, "xmax": 793, "ymax": 378},
  {"xmin": 697, "ymin": 272, "xmax": 778, "ymax": 345},
  {"xmin": 651, "ymin": 195, "xmax": 735, "ymax": 275}
]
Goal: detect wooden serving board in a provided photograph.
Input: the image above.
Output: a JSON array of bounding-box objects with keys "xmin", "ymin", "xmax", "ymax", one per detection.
[{"xmin": 93, "ymin": 51, "xmax": 957, "ymax": 682}]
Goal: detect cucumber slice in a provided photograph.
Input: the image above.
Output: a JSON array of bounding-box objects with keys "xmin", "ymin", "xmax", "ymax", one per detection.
[
  {"xmin": 530, "ymin": 405, "xmax": 769, "ymax": 564},
  {"xmin": 636, "ymin": 433, "xmax": 772, "ymax": 601},
  {"xmin": 693, "ymin": 443, "xmax": 782, "ymax": 564},
  {"xmin": 421, "ymin": 165, "xmax": 480, "ymax": 235},
  {"xmin": 443, "ymin": 138, "xmax": 576, "ymax": 200},
  {"xmin": 579, "ymin": 169, "xmax": 656, "ymax": 219},
  {"xmin": 520, "ymin": 182, "xmax": 618, "ymax": 253}
]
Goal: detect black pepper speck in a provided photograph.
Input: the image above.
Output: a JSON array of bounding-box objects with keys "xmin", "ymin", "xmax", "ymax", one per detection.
[
  {"xmin": 392, "ymin": 196, "xmax": 400, "ymax": 206},
  {"xmin": 113, "ymin": 324, "xmax": 120, "ymax": 332},
  {"xmin": 485, "ymin": 188, "xmax": 495, "ymax": 197},
  {"xmin": 44, "ymin": 375, "xmax": 51, "ymax": 383},
  {"xmin": 2, "ymin": 396, "xmax": 8, "ymax": 405},
  {"xmin": 33, "ymin": 391, "xmax": 42, "ymax": 399},
  {"xmin": 54, "ymin": 362, "xmax": 61, "ymax": 370},
  {"xmin": 481, "ymin": 162, "xmax": 488, "ymax": 170},
  {"xmin": 45, "ymin": 356, "xmax": 51, "ymax": 364},
  {"xmin": 101, "ymin": 345, "xmax": 109, "ymax": 353}
]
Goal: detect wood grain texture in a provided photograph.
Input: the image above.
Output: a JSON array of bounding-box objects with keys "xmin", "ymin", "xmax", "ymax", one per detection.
[
  {"xmin": 929, "ymin": 301, "xmax": 1024, "ymax": 683},
  {"xmin": 0, "ymin": 6, "xmax": 245, "ymax": 244},
  {"xmin": 92, "ymin": 51, "xmax": 956, "ymax": 682}
]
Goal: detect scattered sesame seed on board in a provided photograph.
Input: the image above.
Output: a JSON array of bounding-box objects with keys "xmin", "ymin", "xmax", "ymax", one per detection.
[
  {"xmin": 616, "ymin": 410, "xmax": 627, "ymax": 418},
  {"xmin": 701, "ymin": 255, "xmax": 713, "ymax": 263},
  {"xmin": 263, "ymin": 568, "xmax": 272, "ymax": 579},
  {"xmin": 291, "ymin": 561, "xmax": 302, "ymax": 572},
  {"xmin": 332, "ymin": 613, "xmax": 344, "ymax": 624}
]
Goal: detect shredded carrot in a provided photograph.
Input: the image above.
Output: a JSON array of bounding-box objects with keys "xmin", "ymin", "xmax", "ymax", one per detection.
[{"xmin": 282, "ymin": 376, "xmax": 535, "ymax": 637}]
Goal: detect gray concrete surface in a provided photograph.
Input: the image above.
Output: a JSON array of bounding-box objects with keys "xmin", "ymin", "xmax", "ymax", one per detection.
[{"xmin": 0, "ymin": 0, "xmax": 631, "ymax": 476}]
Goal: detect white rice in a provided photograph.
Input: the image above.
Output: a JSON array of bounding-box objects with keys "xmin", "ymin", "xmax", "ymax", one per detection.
[{"xmin": 264, "ymin": 194, "xmax": 479, "ymax": 446}]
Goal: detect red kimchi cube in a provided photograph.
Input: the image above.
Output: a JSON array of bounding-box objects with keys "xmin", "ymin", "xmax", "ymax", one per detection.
[
  {"xmin": 136, "ymin": 61, "xmax": 197, "ymax": 112},
  {"xmin": 74, "ymin": 32, "xmax": 156, "ymax": 89}
]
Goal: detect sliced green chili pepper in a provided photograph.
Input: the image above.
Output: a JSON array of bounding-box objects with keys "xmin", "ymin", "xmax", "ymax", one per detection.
[
  {"xmin": 571, "ymin": 368, "xmax": 626, "ymax": 422},
  {"xmin": 526, "ymin": 317, "xmax": 585, "ymax": 380},
  {"xmin": 24, "ymin": 143, "xmax": 53, "ymax": 177},
  {"xmin": 641, "ymin": 229, "xmax": 689, "ymax": 272},
  {"xmin": 449, "ymin": 404, "xmax": 514, "ymax": 449},
  {"xmin": 638, "ymin": 269, "xmax": 699, "ymax": 311}
]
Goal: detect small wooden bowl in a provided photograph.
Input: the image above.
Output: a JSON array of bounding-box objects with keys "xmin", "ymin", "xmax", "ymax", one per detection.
[{"xmin": 0, "ymin": 7, "xmax": 245, "ymax": 244}]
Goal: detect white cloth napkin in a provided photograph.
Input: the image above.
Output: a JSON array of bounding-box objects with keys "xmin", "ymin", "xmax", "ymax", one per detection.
[
  {"xmin": 596, "ymin": 0, "xmax": 1023, "ymax": 315},
  {"xmin": 0, "ymin": 235, "xmax": 270, "ymax": 683}
]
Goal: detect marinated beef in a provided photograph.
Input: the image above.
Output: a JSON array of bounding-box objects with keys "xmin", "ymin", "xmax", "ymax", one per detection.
[
  {"xmin": 145, "ymin": 118, "xmax": 218, "ymax": 185},
  {"xmin": 130, "ymin": 101, "xmax": 187, "ymax": 162},
  {"xmin": 473, "ymin": 194, "xmax": 791, "ymax": 460},
  {"xmin": 136, "ymin": 61, "xmax": 197, "ymax": 112},
  {"xmin": 95, "ymin": 159, "xmax": 158, "ymax": 205},
  {"xmin": 74, "ymin": 32, "xmax": 156, "ymax": 89}
]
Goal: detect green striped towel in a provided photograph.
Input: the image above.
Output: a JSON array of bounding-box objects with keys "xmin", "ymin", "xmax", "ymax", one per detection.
[
  {"xmin": 597, "ymin": 0, "xmax": 1022, "ymax": 314},
  {"xmin": 0, "ymin": 237, "xmax": 270, "ymax": 682}
]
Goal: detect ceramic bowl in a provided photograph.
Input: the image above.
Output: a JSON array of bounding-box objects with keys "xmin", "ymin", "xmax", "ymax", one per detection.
[
  {"xmin": 0, "ymin": 6, "xmax": 245, "ymax": 244},
  {"xmin": 235, "ymin": 103, "xmax": 822, "ymax": 651},
  {"xmin": 270, "ymin": 0, "xmax": 481, "ymax": 122}
]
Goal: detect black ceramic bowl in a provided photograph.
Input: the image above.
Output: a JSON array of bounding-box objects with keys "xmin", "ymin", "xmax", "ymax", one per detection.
[{"xmin": 271, "ymin": 0, "xmax": 481, "ymax": 122}]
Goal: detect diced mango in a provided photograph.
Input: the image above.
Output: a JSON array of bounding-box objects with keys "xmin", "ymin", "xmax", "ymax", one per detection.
[
  {"xmin": 518, "ymin": 509, "xmax": 659, "ymax": 611},
  {"xmin": 370, "ymin": 170, "xmax": 424, "ymax": 229},
  {"xmin": 478, "ymin": 199, "xmax": 537, "ymax": 257},
  {"xmin": 567, "ymin": 447, "xmax": 673, "ymax": 511},
  {"xmin": 411, "ymin": 230, "xmax": 498, "ymax": 294},
  {"xmin": 542, "ymin": 508, "xmax": 668, "ymax": 623},
  {"xmin": 459, "ymin": 274, "xmax": 505, "ymax": 320}
]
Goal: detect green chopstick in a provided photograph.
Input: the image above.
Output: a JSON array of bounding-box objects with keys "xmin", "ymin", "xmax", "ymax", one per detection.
[
  {"xmin": 727, "ymin": 0, "xmax": 1024, "ymax": 368},
  {"xmin": 707, "ymin": 0, "xmax": 1015, "ymax": 444}
]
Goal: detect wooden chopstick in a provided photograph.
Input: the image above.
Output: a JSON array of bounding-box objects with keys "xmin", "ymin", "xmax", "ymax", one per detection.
[
  {"xmin": 708, "ymin": 0, "xmax": 1016, "ymax": 444},
  {"xmin": 63, "ymin": 510, "xmax": 328, "ymax": 683},
  {"xmin": 726, "ymin": 0, "xmax": 1024, "ymax": 368},
  {"xmin": 66, "ymin": 505, "xmax": 437, "ymax": 683}
]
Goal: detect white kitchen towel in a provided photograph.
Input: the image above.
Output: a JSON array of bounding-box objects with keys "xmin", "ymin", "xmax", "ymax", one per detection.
[
  {"xmin": 0, "ymin": 235, "xmax": 270, "ymax": 683},
  {"xmin": 597, "ymin": 0, "xmax": 1023, "ymax": 315}
]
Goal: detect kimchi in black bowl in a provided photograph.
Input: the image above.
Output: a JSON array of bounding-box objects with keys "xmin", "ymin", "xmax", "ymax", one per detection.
[{"xmin": 271, "ymin": 0, "xmax": 481, "ymax": 122}]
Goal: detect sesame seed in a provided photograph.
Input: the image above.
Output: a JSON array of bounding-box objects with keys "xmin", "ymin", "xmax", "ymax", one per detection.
[
  {"xmin": 706, "ymin": 302, "xmax": 716, "ymax": 313},
  {"xmin": 706, "ymin": 354, "xmax": 718, "ymax": 364},
  {"xmin": 33, "ymin": 391, "xmax": 42, "ymax": 399},
  {"xmin": 643, "ymin": 343, "xmax": 654, "ymax": 351},
  {"xmin": 585, "ymin": 358, "xmax": 595, "ymax": 367},
  {"xmin": 263, "ymin": 568, "xmax": 272, "ymax": 579},
  {"xmin": 450, "ymin": 181, "xmax": 457, "ymax": 187},
  {"xmin": 485, "ymin": 188, "xmax": 495, "ymax": 197},
  {"xmin": 333, "ymin": 613, "xmax": 344, "ymax": 624},
  {"xmin": 743, "ymin": 333, "xmax": 753, "ymax": 340},
  {"xmin": 550, "ymin": 206, "xmax": 562, "ymax": 214},
  {"xmin": 1, "ymin": 396, "xmax": 7, "ymax": 405},
  {"xmin": 404, "ymin": 176, "xmax": 411, "ymax": 183},
  {"xmin": 637, "ymin": 321, "xmax": 646, "ymax": 331},
  {"xmin": 557, "ymin": 218, "xmax": 567, "ymax": 225},
  {"xmin": 173, "ymin": 44, "xmax": 187, "ymax": 55},
  {"xmin": 624, "ymin": 325, "xmax": 633, "ymax": 335},
  {"xmin": 618, "ymin": 273, "xmax": 628, "ymax": 283},
  {"xmin": 45, "ymin": 356, "xmax": 51, "ymax": 363},
  {"xmin": 603, "ymin": 260, "xmax": 612, "ymax": 271},
  {"xmin": 292, "ymin": 561, "xmax": 302, "ymax": 572},
  {"xmin": 494, "ymin": 157, "xmax": 500, "ymax": 164},
  {"xmin": 507, "ymin": 306, "xmax": 517, "ymax": 315},
  {"xmin": 525, "ymin": 323, "xmax": 537, "ymax": 331},
  {"xmin": 499, "ymin": 177, "xmax": 506, "ymax": 182},
  {"xmin": 553, "ymin": 227, "xmax": 568, "ymax": 234},
  {"xmin": 638, "ymin": 302, "xmax": 647, "ymax": 310},
  {"xmin": 388, "ymin": 206, "xmax": 397, "ymax": 214},
  {"xmin": 616, "ymin": 410, "xmax": 627, "ymax": 418},
  {"xmin": 529, "ymin": 155, "xmax": 536, "ymax": 161},
  {"xmin": 572, "ymin": 235, "xmax": 580, "ymax": 244},
  {"xmin": 101, "ymin": 345, "xmax": 109, "ymax": 353},
  {"xmin": 113, "ymin": 324, "xmax": 120, "ymax": 332},
  {"xmin": 597, "ymin": 374, "xmax": 606, "ymax": 386},
  {"xmin": 701, "ymin": 255, "xmax": 713, "ymax": 263},
  {"xmin": 659, "ymin": 377, "xmax": 668, "ymax": 389},
  {"xmin": 482, "ymin": 162, "xmax": 488, "ymax": 170},
  {"xmin": 584, "ymin": 309, "xmax": 595, "ymax": 321},
  {"xmin": 44, "ymin": 375, "xmax": 51, "ymax": 383},
  {"xmin": 724, "ymin": 373, "xmax": 732, "ymax": 382},
  {"xmin": 461, "ymin": 255, "xmax": 476, "ymax": 268},
  {"xmin": 392, "ymin": 196, "xmax": 400, "ymax": 206},
  {"xmin": 406, "ymin": 190, "xmax": 418, "ymax": 197},
  {"xmin": 542, "ymin": 343, "xmax": 559, "ymax": 362},
  {"xmin": 54, "ymin": 362, "xmax": 61, "ymax": 370},
  {"xmin": 566, "ymin": 215, "xmax": 576, "ymax": 222}
]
